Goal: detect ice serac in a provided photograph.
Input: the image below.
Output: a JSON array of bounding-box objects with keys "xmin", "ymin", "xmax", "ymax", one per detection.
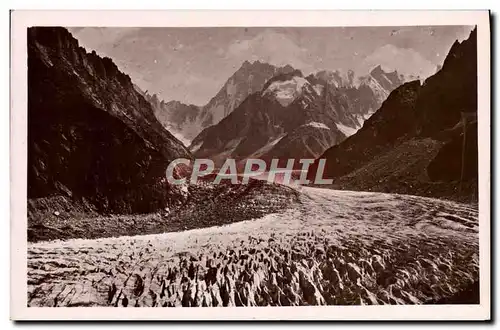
[
  {"xmin": 28, "ymin": 27, "xmax": 192, "ymax": 214},
  {"xmin": 311, "ymin": 28, "xmax": 477, "ymax": 201}
]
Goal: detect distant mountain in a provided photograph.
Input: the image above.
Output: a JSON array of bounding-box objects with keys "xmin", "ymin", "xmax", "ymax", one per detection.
[
  {"xmin": 313, "ymin": 65, "xmax": 404, "ymax": 94},
  {"xmin": 190, "ymin": 69, "xmax": 345, "ymax": 167},
  {"xmin": 134, "ymin": 86, "xmax": 200, "ymax": 146},
  {"xmin": 308, "ymin": 65, "xmax": 404, "ymax": 135},
  {"xmin": 143, "ymin": 61, "xmax": 296, "ymax": 144},
  {"xmin": 358, "ymin": 65, "xmax": 405, "ymax": 100},
  {"xmin": 199, "ymin": 61, "xmax": 296, "ymax": 127},
  {"xmin": 190, "ymin": 65, "xmax": 404, "ymax": 167},
  {"xmin": 312, "ymin": 69, "xmax": 356, "ymax": 88},
  {"xmin": 309, "ymin": 28, "xmax": 477, "ymax": 201},
  {"xmin": 358, "ymin": 43, "xmax": 438, "ymax": 81},
  {"xmin": 28, "ymin": 27, "xmax": 192, "ymax": 214}
]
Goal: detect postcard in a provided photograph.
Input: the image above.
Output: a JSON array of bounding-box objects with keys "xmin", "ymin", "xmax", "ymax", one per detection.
[{"xmin": 10, "ymin": 10, "xmax": 490, "ymax": 320}]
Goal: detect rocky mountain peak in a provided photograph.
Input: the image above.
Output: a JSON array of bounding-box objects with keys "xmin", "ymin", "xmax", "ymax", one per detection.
[
  {"xmin": 369, "ymin": 64, "xmax": 385, "ymax": 75},
  {"xmin": 369, "ymin": 65, "xmax": 403, "ymax": 85}
]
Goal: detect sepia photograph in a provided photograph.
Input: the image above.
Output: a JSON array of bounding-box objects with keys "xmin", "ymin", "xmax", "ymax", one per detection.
[{"xmin": 10, "ymin": 10, "xmax": 490, "ymax": 320}]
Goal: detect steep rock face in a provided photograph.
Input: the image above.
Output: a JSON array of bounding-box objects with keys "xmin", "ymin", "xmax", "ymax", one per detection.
[
  {"xmin": 311, "ymin": 28, "xmax": 477, "ymax": 201},
  {"xmin": 364, "ymin": 65, "xmax": 403, "ymax": 94},
  {"xmin": 28, "ymin": 27, "xmax": 192, "ymax": 213},
  {"xmin": 258, "ymin": 123, "xmax": 341, "ymax": 165},
  {"xmin": 313, "ymin": 69, "xmax": 356, "ymax": 88},
  {"xmin": 414, "ymin": 32, "xmax": 477, "ymax": 136}
]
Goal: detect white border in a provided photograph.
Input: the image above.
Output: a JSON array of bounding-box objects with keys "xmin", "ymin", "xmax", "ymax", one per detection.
[{"xmin": 10, "ymin": 10, "xmax": 491, "ymax": 321}]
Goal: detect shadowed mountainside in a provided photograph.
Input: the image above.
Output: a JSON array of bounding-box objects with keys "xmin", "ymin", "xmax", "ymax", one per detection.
[{"xmin": 28, "ymin": 27, "xmax": 192, "ymax": 214}]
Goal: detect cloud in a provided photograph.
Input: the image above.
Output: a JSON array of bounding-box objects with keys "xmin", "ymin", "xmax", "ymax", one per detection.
[
  {"xmin": 358, "ymin": 44, "xmax": 437, "ymax": 79},
  {"xmin": 68, "ymin": 27, "xmax": 141, "ymax": 55},
  {"xmin": 227, "ymin": 39, "xmax": 252, "ymax": 54},
  {"xmin": 68, "ymin": 27, "xmax": 468, "ymax": 105},
  {"xmin": 225, "ymin": 30, "xmax": 314, "ymax": 73}
]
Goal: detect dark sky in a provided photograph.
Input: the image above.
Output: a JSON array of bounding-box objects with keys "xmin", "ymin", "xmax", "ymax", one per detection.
[{"xmin": 70, "ymin": 26, "xmax": 473, "ymax": 105}]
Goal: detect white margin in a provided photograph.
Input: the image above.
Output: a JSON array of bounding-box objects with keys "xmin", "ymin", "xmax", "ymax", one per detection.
[{"xmin": 10, "ymin": 10, "xmax": 491, "ymax": 321}]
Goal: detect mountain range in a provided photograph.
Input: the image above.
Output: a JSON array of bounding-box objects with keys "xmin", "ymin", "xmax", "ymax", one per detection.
[
  {"xmin": 188, "ymin": 63, "xmax": 404, "ymax": 167},
  {"xmin": 27, "ymin": 24, "xmax": 478, "ymax": 221},
  {"xmin": 143, "ymin": 58, "xmax": 406, "ymax": 148}
]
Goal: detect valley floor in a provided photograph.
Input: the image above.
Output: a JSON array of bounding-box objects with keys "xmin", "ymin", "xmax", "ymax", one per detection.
[{"xmin": 27, "ymin": 186, "xmax": 479, "ymax": 307}]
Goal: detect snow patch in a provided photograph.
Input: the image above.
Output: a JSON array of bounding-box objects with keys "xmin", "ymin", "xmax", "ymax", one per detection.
[
  {"xmin": 336, "ymin": 123, "xmax": 358, "ymax": 137},
  {"xmin": 354, "ymin": 110, "xmax": 376, "ymax": 128},
  {"xmin": 303, "ymin": 122, "xmax": 330, "ymax": 130},
  {"xmin": 264, "ymin": 76, "xmax": 310, "ymax": 107},
  {"xmin": 303, "ymin": 93, "xmax": 315, "ymax": 103},
  {"xmin": 224, "ymin": 138, "xmax": 242, "ymax": 150},
  {"xmin": 364, "ymin": 110, "xmax": 375, "ymax": 120},
  {"xmin": 313, "ymin": 84, "xmax": 324, "ymax": 96},
  {"xmin": 226, "ymin": 78, "xmax": 237, "ymax": 96},
  {"xmin": 190, "ymin": 141, "xmax": 203, "ymax": 153},
  {"xmin": 268, "ymin": 135, "xmax": 285, "ymax": 147}
]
